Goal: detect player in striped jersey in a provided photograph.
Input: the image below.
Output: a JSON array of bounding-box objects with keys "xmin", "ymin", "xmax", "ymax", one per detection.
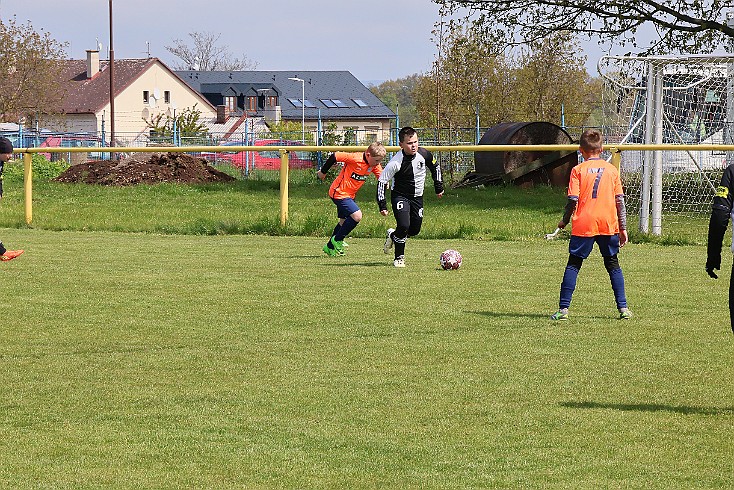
[
  {"xmin": 550, "ymin": 129, "xmax": 632, "ymax": 320},
  {"xmin": 317, "ymin": 142, "xmax": 386, "ymax": 256},
  {"xmin": 377, "ymin": 127, "xmax": 443, "ymax": 267}
]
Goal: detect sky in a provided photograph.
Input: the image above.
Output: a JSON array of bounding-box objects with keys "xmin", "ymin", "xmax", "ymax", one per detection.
[
  {"xmin": 0, "ymin": 0, "xmax": 458, "ymax": 85},
  {"xmin": 0, "ymin": 0, "xmax": 660, "ymax": 85}
]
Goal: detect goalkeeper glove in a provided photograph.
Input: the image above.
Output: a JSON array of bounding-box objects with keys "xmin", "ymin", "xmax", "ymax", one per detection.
[{"xmin": 706, "ymin": 256, "xmax": 720, "ymax": 279}]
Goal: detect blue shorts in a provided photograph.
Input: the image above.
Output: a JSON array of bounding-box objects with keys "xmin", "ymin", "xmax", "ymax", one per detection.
[
  {"xmin": 569, "ymin": 234, "xmax": 620, "ymax": 259},
  {"xmin": 331, "ymin": 198, "xmax": 360, "ymax": 219}
]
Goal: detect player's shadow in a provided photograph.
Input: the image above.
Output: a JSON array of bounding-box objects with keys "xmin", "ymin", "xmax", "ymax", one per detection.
[
  {"xmin": 469, "ymin": 310, "xmax": 549, "ymax": 319},
  {"xmin": 561, "ymin": 401, "xmax": 733, "ymax": 416},
  {"xmin": 321, "ymin": 261, "xmax": 386, "ymax": 267}
]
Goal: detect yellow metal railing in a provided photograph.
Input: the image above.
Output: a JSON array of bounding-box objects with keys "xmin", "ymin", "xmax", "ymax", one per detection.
[{"xmin": 14, "ymin": 144, "xmax": 734, "ymax": 227}]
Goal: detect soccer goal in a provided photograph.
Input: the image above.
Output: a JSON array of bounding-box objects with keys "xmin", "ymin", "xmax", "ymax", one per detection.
[{"xmin": 599, "ymin": 54, "xmax": 734, "ymax": 235}]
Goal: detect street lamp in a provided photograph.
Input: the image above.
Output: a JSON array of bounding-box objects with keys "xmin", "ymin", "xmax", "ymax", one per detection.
[{"xmin": 288, "ymin": 77, "xmax": 305, "ymax": 142}]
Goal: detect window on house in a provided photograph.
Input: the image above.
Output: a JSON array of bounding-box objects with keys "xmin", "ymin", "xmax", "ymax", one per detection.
[
  {"xmin": 289, "ymin": 98, "xmax": 316, "ymax": 108},
  {"xmin": 224, "ymin": 96, "xmax": 236, "ymax": 111},
  {"xmin": 331, "ymin": 99, "xmax": 348, "ymax": 108},
  {"xmin": 352, "ymin": 98, "xmax": 368, "ymax": 107},
  {"xmin": 267, "ymin": 96, "xmax": 278, "ymax": 107},
  {"xmin": 246, "ymin": 96, "xmax": 257, "ymax": 111},
  {"xmin": 320, "ymin": 99, "xmax": 337, "ymax": 108},
  {"xmin": 143, "ymin": 91, "xmax": 149, "ymax": 103},
  {"xmin": 164, "ymin": 91, "xmax": 171, "ymax": 103}
]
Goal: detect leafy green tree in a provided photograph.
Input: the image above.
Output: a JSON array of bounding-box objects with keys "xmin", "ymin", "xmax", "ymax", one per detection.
[
  {"xmin": 319, "ymin": 122, "xmax": 342, "ymax": 147},
  {"xmin": 512, "ymin": 32, "xmax": 599, "ymax": 128},
  {"xmin": 413, "ymin": 23, "xmax": 598, "ymax": 131},
  {"xmin": 0, "ymin": 16, "xmax": 67, "ymax": 121},
  {"xmin": 415, "ymin": 22, "xmax": 516, "ymax": 129},
  {"xmin": 369, "ymin": 74, "xmax": 422, "ymax": 127},
  {"xmin": 434, "ymin": 0, "xmax": 734, "ymax": 55},
  {"xmin": 263, "ymin": 120, "xmax": 314, "ymax": 144},
  {"xmin": 145, "ymin": 104, "xmax": 208, "ymax": 143}
]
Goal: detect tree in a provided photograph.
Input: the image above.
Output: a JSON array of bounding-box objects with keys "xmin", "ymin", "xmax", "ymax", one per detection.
[
  {"xmin": 415, "ymin": 22, "xmax": 516, "ymax": 128},
  {"xmin": 0, "ymin": 16, "xmax": 67, "ymax": 121},
  {"xmin": 413, "ymin": 23, "xmax": 599, "ymax": 130},
  {"xmin": 145, "ymin": 104, "xmax": 209, "ymax": 143},
  {"xmin": 512, "ymin": 32, "xmax": 600, "ymax": 128},
  {"xmin": 263, "ymin": 120, "xmax": 316, "ymax": 144},
  {"xmin": 165, "ymin": 31, "xmax": 258, "ymax": 71},
  {"xmin": 434, "ymin": 0, "xmax": 734, "ymax": 55},
  {"xmin": 369, "ymin": 74, "xmax": 422, "ymax": 127}
]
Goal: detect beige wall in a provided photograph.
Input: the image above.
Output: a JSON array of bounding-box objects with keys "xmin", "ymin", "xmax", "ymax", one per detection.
[
  {"xmin": 42, "ymin": 114, "xmax": 98, "ymax": 133},
  {"xmin": 45, "ymin": 60, "xmax": 216, "ymax": 143},
  {"xmin": 315, "ymin": 119, "xmax": 393, "ymax": 143},
  {"xmin": 95, "ymin": 61, "xmax": 216, "ymax": 140}
]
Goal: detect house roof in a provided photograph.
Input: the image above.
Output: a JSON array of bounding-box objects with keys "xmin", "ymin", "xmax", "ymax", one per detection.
[
  {"xmin": 56, "ymin": 57, "xmax": 215, "ymax": 114},
  {"xmin": 176, "ymin": 70, "xmax": 395, "ymax": 121}
]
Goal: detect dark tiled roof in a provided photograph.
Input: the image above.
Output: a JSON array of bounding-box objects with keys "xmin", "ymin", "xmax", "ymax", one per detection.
[{"xmin": 176, "ymin": 70, "xmax": 395, "ymax": 121}]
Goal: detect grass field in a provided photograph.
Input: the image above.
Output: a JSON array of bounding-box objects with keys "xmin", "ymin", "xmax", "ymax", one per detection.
[
  {"xmin": 0, "ymin": 161, "xmax": 730, "ymax": 487},
  {"xmin": 0, "ymin": 226, "xmax": 731, "ymax": 488}
]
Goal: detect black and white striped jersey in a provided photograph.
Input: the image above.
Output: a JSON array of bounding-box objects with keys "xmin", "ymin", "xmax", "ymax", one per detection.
[{"xmin": 376, "ymin": 147, "xmax": 443, "ymax": 211}]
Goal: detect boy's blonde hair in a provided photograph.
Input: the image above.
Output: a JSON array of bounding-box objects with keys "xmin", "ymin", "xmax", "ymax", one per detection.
[
  {"xmin": 367, "ymin": 141, "xmax": 387, "ymax": 159},
  {"xmin": 579, "ymin": 129, "xmax": 603, "ymax": 153}
]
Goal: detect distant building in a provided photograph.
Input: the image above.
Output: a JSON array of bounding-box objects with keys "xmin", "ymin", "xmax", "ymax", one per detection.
[
  {"xmin": 176, "ymin": 70, "xmax": 395, "ymax": 143},
  {"xmin": 40, "ymin": 50, "xmax": 217, "ymax": 145}
]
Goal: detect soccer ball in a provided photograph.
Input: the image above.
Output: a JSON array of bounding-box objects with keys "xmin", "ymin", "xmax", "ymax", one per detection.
[{"xmin": 439, "ymin": 249, "xmax": 462, "ymax": 270}]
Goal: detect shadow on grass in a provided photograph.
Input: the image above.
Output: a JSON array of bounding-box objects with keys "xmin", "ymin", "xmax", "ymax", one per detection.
[
  {"xmin": 322, "ymin": 261, "xmax": 387, "ymax": 267},
  {"xmin": 469, "ymin": 310, "xmax": 549, "ymax": 319},
  {"xmin": 561, "ymin": 401, "xmax": 734, "ymax": 416}
]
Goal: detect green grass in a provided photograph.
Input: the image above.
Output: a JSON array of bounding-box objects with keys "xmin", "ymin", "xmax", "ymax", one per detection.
[
  {"xmin": 0, "ymin": 228, "xmax": 731, "ymax": 488},
  {"xmin": 0, "ymin": 161, "xmax": 729, "ymax": 487},
  {"xmin": 0, "ymin": 163, "xmax": 711, "ymax": 244}
]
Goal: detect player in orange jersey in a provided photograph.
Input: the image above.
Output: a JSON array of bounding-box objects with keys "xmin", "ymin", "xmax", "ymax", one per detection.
[
  {"xmin": 550, "ymin": 129, "xmax": 632, "ymax": 321},
  {"xmin": 317, "ymin": 141, "xmax": 386, "ymax": 256}
]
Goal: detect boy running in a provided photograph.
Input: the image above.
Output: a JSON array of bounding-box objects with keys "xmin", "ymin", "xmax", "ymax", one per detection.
[
  {"xmin": 317, "ymin": 142, "xmax": 386, "ymax": 256},
  {"xmin": 551, "ymin": 129, "xmax": 632, "ymax": 320},
  {"xmin": 377, "ymin": 127, "xmax": 443, "ymax": 267}
]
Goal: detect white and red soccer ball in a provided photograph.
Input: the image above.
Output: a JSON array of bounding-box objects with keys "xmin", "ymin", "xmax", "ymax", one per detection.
[{"xmin": 439, "ymin": 249, "xmax": 462, "ymax": 270}]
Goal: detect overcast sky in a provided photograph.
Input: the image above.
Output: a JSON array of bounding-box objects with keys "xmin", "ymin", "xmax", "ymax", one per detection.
[{"xmin": 0, "ymin": 0, "xmax": 461, "ymax": 84}]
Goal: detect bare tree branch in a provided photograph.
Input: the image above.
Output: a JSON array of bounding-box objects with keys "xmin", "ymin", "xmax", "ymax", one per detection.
[
  {"xmin": 434, "ymin": 0, "xmax": 734, "ymax": 55},
  {"xmin": 165, "ymin": 31, "xmax": 258, "ymax": 71}
]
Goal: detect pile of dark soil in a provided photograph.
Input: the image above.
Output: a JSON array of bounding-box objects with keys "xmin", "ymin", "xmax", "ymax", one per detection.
[{"xmin": 53, "ymin": 152, "xmax": 236, "ymax": 186}]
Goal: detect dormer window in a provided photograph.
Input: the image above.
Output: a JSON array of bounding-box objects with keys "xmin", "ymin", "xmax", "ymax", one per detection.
[
  {"xmin": 246, "ymin": 96, "xmax": 257, "ymax": 111},
  {"xmin": 224, "ymin": 96, "xmax": 236, "ymax": 111}
]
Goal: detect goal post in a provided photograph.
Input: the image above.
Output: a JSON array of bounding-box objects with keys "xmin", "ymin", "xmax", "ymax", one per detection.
[{"xmin": 599, "ymin": 54, "xmax": 734, "ymax": 236}]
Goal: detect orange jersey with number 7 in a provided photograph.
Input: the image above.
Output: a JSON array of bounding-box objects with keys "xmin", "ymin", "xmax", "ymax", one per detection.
[{"xmin": 568, "ymin": 157, "xmax": 624, "ymax": 236}]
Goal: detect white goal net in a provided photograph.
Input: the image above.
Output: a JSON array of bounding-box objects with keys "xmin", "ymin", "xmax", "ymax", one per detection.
[{"xmin": 599, "ymin": 54, "xmax": 734, "ymax": 235}]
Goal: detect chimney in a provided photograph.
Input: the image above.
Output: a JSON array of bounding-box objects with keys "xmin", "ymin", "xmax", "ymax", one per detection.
[
  {"xmin": 86, "ymin": 50, "xmax": 100, "ymax": 79},
  {"xmin": 216, "ymin": 105, "xmax": 229, "ymax": 124}
]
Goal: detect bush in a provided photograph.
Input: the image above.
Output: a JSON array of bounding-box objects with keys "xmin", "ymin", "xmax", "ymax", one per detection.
[{"xmin": 3, "ymin": 154, "xmax": 70, "ymax": 180}]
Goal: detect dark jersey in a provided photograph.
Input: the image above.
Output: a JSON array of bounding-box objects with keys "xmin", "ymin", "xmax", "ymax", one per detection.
[
  {"xmin": 708, "ymin": 163, "xmax": 734, "ymax": 260},
  {"xmin": 376, "ymin": 147, "xmax": 443, "ymax": 211}
]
